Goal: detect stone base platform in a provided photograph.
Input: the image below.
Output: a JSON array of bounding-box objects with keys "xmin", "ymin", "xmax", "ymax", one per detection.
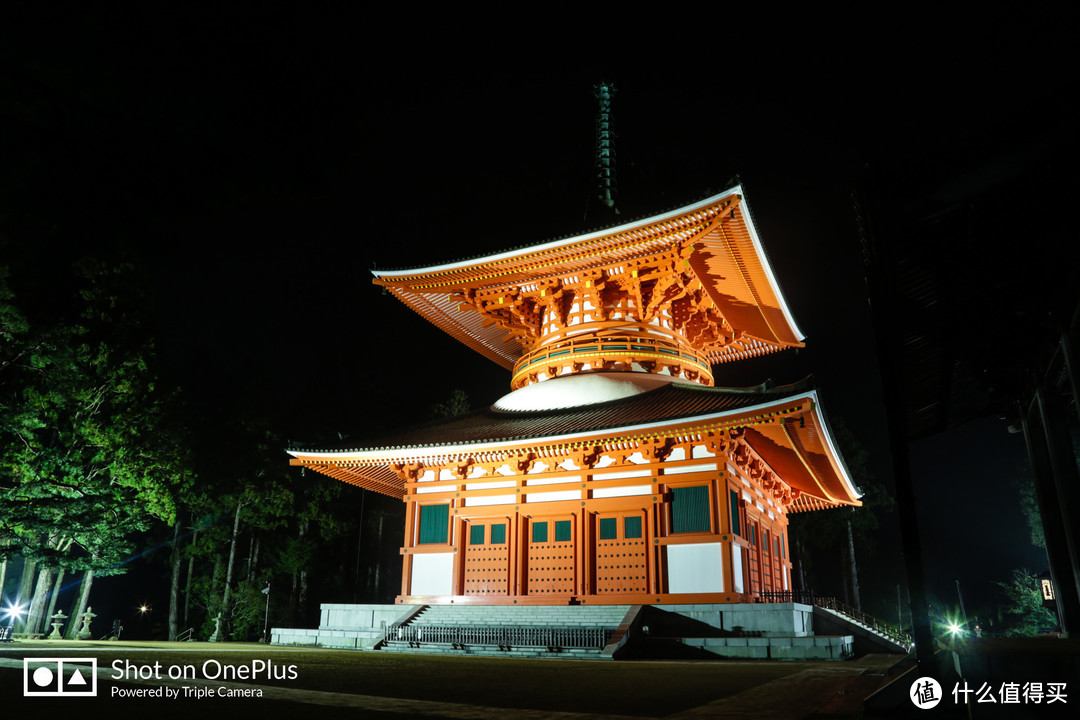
[
  {"xmin": 272, "ymin": 602, "xmax": 856, "ymax": 661},
  {"xmin": 273, "ymin": 604, "xmax": 419, "ymax": 650}
]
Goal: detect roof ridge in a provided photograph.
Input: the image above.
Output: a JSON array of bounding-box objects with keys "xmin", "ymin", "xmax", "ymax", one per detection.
[{"xmin": 288, "ymin": 375, "xmax": 818, "ymax": 454}]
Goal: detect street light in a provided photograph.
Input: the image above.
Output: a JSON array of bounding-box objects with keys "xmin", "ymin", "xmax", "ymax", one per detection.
[
  {"xmin": 1, "ymin": 602, "xmax": 26, "ymax": 621},
  {"xmin": 262, "ymin": 582, "xmax": 271, "ymax": 644},
  {"xmin": 1, "ymin": 601, "xmax": 26, "ymax": 642}
]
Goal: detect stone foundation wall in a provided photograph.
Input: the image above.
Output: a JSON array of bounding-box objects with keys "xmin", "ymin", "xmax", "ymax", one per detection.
[{"xmin": 651, "ymin": 602, "xmax": 813, "ymax": 637}]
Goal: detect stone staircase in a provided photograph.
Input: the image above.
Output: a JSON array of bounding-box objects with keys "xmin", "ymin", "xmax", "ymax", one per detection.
[
  {"xmin": 811, "ymin": 605, "xmax": 913, "ymax": 655},
  {"xmin": 380, "ymin": 604, "xmax": 632, "ymax": 659},
  {"xmin": 624, "ymin": 603, "xmax": 855, "ymax": 660},
  {"xmin": 760, "ymin": 591, "xmax": 912, "ymax": 655}
]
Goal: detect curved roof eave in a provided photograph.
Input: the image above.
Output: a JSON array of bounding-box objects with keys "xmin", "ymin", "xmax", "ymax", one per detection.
[
  {"xmin": 807, "ymin": 388, "xmax": 862, "ymax": 501},
  {"xmin": 738, "ymin": 193, "xmax": 806, "ymax": 342}
]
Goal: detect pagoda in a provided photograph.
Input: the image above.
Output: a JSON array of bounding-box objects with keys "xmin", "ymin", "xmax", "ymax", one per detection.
[{"xmin": 289, "ymin": 185, "xmax": 861, "ymax": 605}]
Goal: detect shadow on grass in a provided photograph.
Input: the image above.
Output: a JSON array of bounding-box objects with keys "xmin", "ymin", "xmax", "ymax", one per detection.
[{"xmin": 2, "ymin": 641, "xmax": 822, "ymax": 718}]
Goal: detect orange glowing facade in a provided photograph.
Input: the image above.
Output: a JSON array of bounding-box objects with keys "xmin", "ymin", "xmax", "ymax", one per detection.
[{"xmin": 290, "ymin": 186, "xmax": 860, "ymax": 605}]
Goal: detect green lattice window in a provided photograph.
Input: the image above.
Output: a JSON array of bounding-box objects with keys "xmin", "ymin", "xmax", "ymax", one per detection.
[
  {"xmin": 671, "ymin": 486, "xmax": 711, "ymax": 533},
  {"xmin": 555, "ymin": 520, "xmax": 571, "ymax": 542},
  {"xmin": 469, "ymin": 524, "xmax": 485, "ymax": 545},
  {"xmin": 624, "ymin": 516, "xmax": 642, "ymax": 539},
  {"xmin": 418, "ymin": 504, "xmax": 449, "ymax": 544},
  {"xmin": 599, "ymin": 517, "xmax": 617, "ymax": 540},
  {"xmin": 491, "ymin": 523, "xmax": 506, "ymax": 544},
  {"xmin": 532, "ymin": 521, "xmax": 548, "ymax": 543},
  {"xmin": 729, "ymin": 489, "xmax": 741, "ymax": 537}
]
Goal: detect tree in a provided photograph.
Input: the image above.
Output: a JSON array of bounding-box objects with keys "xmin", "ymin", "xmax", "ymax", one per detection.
[
  {"xmin": 0, "ymin": 261, "xmax": 193, "ymax": 629},
  {"xmin": 998, "ymin": 569, "xmax": 1057, "ymax": 636},
  {"xmin": 430, "ymin": 389, "xmax": 470, "ymax": 419},
  {"xmin": 1013, "ymin": 467, "xmax": 1046, "ymax": 550}
]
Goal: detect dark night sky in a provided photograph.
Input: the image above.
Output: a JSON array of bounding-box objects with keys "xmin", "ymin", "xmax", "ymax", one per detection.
[{"xmin": 3, "ymin": 8, "xmax": 1076, "ymax": 623}]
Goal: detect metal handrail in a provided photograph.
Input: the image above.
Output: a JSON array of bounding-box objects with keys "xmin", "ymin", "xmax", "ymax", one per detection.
[
  {"xmin": 759, "ymin": 591, "xmax": 913, "ymax": 647},
  {"xmin": 385, "ymin": 623, "xmax": 612, "ymax": 649},
  {"xmin": 176, "ymin": 627, "xmax": 196, "ymax": 642}
]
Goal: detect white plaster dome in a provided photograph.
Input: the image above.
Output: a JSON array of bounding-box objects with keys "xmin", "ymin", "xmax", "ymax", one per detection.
[{"xmin": 493, "ymin": 372, "xmax": 694, "ymax": 412}]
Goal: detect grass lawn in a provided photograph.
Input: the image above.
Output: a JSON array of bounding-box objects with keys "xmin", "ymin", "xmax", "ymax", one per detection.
[{"xmin": 1, "ymin": 640, "xmax": 827, "ymax": 718}]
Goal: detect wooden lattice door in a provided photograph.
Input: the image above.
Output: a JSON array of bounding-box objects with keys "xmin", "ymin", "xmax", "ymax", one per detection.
[
  {"xmin": 462, "ymin": 520, "xmax": 510, "ymax": 597},
  {"xmin": 525, "ymin": 516, "xmax": 576, "ymax": 597},
  {"xmin": 593, "ymin": 511, "xmax": 648, "ymax": 596}
]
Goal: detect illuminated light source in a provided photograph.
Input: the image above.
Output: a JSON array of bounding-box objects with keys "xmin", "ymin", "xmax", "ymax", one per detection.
[
  {"xmin": 139, "ymin": 605, "xmax": 149, "ymax": 614},
  {"xmin": 2, "ymin": 603, "xmax": 26, "ymax": 621},
  {"xmin": 1041, "ymin": 579, "xmax": 1055, "ymax": 601},
  {"xmin": 947, "ymin": 622, "xmax": 962, "ymax": 637}
]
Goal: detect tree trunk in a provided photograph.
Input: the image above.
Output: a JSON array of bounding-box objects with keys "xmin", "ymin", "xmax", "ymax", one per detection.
[
  {"xmin": 298, "ymin": 521, "xmax": 310, "ymax": 622},
  {"xmin": 795, "ymin": 537, "xmax": 807, "ymax": 593},
  {"xmin": 374, "ymin": 513, "xmax": 384, "ymax": 601},
  {"xmin": 183, "ymin": 530, "xmax": 198, "ymax": 628},
  {"xmin": 354, "ymin": 490, "xmax": 366, "ymax": 602},
  {"xmin": 15, "ymin": 556, "xmax": 37, "ymax": 631},
  {"xmin": 840, "ymin": 546, "xmax": 850, "ymax": 606},
  {"xmin": 168, "ymin": 518, "xmax": 182, "ymax": 641},
  {"xmin": 210, "ymin": 554, "xmax": 223, "ymax": 604},
  {"xmin": 847, "ymin": 519, "xmax": 861, "ymax": 611},
  {"xmin": 66, "ymin": 569, "xmax": 93, "ymax": 639},
  {"xmin": 290, "ymin": 569, "xmax": 299, "ymax": 623},
  {"xmin": 26, "ymin": 565, "xmax": 55, "ymax": 635},
  {"xmin": 219, "ymin": 502, "xmax": 244, "ymax": 640},
  {"xmin": 0, "ymin": 554, "xmax": 7, "ymax": 605},
  {"xmin": 45, "ymin": 567, "xmax": 66, "ymax": 628},
  {"xmin": 43, "ymin": 538, "xmax": 72, "ymax": 628},
  {"xmin": 250, "ymin": 536, "xmax": 260, "ymax": 583}
]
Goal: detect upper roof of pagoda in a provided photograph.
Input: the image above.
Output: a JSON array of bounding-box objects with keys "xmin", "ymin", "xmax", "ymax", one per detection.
[{"xmin": 373, "ymin": 186, "xmax": 805, "ymax": 373}]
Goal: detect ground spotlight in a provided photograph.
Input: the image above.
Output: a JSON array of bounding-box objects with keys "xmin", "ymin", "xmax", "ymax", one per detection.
[{"xmin": 1, "ymin": 603, "xmax": 26, "ymax": 621}]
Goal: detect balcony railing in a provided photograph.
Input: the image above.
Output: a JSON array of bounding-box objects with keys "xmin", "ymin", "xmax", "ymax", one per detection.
[{"xmin": 384, "ymin": 623, "xmax": 612, "ymax": 650}]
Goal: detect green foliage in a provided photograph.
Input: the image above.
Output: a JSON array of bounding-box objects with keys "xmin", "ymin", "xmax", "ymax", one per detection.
[
  {"xmin": 276, "ymin": 535, "xmax": 316, "ymax": 575},
  {"xmin": 228, "ymin": 580, "xmax": 271, "ymax": 641},
  {"xmin": 1013, "ymin": 474, "xmax": 1046, "ymax": 549},
  {"xmin": 0, "ymin": 262, "xmax": 194, "ymax": 574},
  {"xmin": 430, "ymin": 389, "xmax": 470, "ymax": 419},
  {"xmin": 997, "ymin": 568, "xmax": 1057, "ymax": 636},
  {"xmin": 0, "ymin": 266, "xmax": 30, "ymax": 345}
]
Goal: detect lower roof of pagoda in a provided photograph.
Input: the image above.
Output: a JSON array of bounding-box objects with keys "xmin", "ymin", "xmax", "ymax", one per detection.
[{"xmin": 288, "ymin": 372, "xmax": 861, "ymax": 511}]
